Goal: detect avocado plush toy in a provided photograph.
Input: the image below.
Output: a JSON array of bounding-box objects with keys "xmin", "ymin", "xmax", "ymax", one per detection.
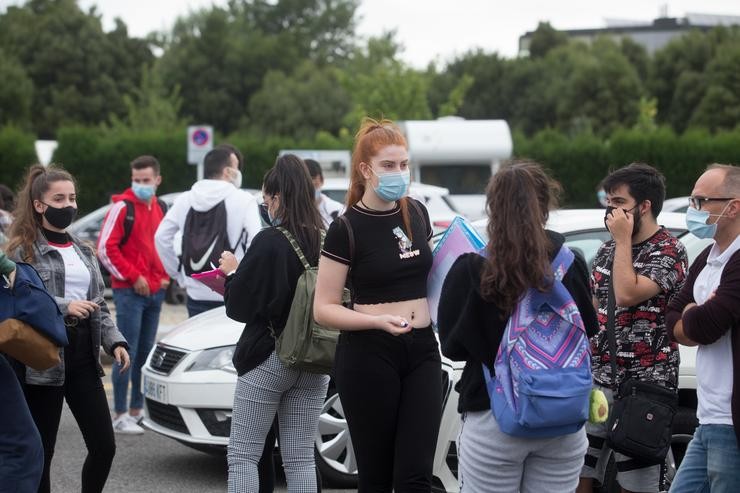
[{"xmin": 589, "ymin": 388, "xmax": 609, "ymax": 424}]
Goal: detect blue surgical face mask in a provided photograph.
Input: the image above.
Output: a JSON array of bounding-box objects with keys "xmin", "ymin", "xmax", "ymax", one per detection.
[
  {"xmin": 132, "ymin": 182, "xmax": 156, "ymax": 201},
  {"xmin": 686, "ymin": 206, "xmax": 721, "ymax": 239},
  {"xmin": 597, "ymin": 190, "xmax": 608, "ymax": 207},
  {"xmin": 371, "ymin": 169, "xmax": 410, "ymax": 202},
  {"xmin": 315, "ymin": 188, "xmax": 322, "ymax": 200}
]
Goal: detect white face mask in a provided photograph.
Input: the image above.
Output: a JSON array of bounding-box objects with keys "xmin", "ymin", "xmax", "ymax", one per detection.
[{"xmin": 230, "ymin": 168, "xmax": 242, "ymax": 189}]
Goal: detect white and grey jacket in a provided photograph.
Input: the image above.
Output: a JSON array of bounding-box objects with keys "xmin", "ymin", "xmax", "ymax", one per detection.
[{"xmin": 11, "ymin": 231, "xmax": 127, "ymax": 385}]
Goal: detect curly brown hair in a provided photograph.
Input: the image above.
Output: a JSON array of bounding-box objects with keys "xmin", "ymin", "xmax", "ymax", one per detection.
[{"xmin": 480, "ymin": 161, "xmax": 562, "ymax": 316}]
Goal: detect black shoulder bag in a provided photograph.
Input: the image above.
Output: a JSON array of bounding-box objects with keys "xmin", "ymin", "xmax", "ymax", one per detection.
[{"xmin": 605, "ymin": 277, "xmax": 678, "ymax": 465}]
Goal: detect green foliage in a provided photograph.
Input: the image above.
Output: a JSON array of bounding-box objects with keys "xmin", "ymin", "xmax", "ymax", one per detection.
[
  {"xmin": 339, "ymin": 34, "xmax": 432, "ymax": 125},
  {"xmin": 514, "ymin": 127, "xmax": 740, "ymax": 207},
  {"xmin": 53, "ymin": 127, "xmax": 189, "ymax": 213},
  {"xmin": 0, "ymin": 126, "xmax": 37, "ymax": 191},
  {"xmin": 0, "ymin": 49, "xmax": 33, "ymax": 128},
  {"xmin": 527, "ymin": 22, "xmax": 569, "ymax": 58},
  {"xmin": 52, "ymin": 125, "xmax": 354, "ymax": 213},
  {"xmin": 108, "ymin": 65, "xmax": 187, "ymax": 131},
  {"xmin": 157, "ymin": 0, "xmax": 358, "ymax": 134},
  {"xmin": 247, "ymin": 61, "xmax": 351, "ymax": 138},
  {"xmin": 0, "ymin": 0, "xmax": 153, "ymax": 137}
]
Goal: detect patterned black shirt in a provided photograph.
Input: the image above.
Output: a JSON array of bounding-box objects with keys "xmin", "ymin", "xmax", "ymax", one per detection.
[{"xmin": 590, "ymin": 227, "xmax": 688, "ymax": 389}]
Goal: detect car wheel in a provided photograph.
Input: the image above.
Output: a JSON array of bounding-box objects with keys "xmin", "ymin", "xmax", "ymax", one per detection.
[
  {"xmin": 599, "ymin": 406, "xmax": 698, "ymax": 493},
  {"xmin": 165, "ymin": 280, "xmax": 187, "ymax": 305},
  {"xmin": 314, "ymin": 389, "xmax": 358, "ymax": 488}
]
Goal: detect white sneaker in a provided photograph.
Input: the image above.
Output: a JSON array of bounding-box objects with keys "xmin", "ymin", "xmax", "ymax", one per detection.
[{"xmin": 112, "ymin": 414, "xmax": 145, "ymax": 435}]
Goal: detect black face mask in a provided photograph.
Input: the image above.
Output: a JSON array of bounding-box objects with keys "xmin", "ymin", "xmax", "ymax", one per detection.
[
  {"xmin": 42, "ymin": 204, "xmax": 77, "ymax": 230},
  {"xmin": 604, "ymin": 205, "xmax": 641, "ymax": 237}
]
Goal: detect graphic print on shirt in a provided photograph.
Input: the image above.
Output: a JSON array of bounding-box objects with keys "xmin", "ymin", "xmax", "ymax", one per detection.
[
  {"xmin": 590, "ymin": 228, "xmax": 687, "ymax": 389},
  {"xmin": 393, "ymin": 226, "xmax": 419, "ymax": 259}
]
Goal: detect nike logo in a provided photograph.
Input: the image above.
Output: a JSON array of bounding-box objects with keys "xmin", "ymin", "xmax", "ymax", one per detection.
[{"xmin": 190, "ymin": 237, "xmax": 219, "ymax": 272}]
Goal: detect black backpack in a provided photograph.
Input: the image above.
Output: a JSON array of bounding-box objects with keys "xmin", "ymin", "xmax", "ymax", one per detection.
[
  {"xmin": 120, "ymin": 198, "xmax": 168, "ymax": 246},
  {"xmin": 180, "ymin": 200, "xmax": 244, "ymax": 276}
]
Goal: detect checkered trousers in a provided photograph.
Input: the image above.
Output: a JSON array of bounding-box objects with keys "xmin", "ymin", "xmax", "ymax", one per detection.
[{"xmin": 227, "ymin": 351, "xmax": 329, "ymax": 493}]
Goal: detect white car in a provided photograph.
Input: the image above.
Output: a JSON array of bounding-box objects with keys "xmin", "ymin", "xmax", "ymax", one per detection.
[
  {"xmin": 663, "ymin": 196, "xmax": 690, "ymax": 214},
  {"xmin": 142, "ymin": 209, "xmax": 710, "ymax": 492},
  {"xmin": 320, "ymin": 177, "xmax": 461, "ymax": 233},
  {"xmin": 141, "ymin": 309, "xmax": 461, "ymax": 492}
]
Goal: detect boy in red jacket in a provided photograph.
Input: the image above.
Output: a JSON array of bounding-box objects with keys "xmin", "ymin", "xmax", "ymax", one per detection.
[{"xmin": 98, "ymin": 155, "xmax": 169, "ymax": 434}]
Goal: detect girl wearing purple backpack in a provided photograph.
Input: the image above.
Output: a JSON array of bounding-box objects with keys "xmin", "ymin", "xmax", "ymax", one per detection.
[{"xmin": 438, "ymin": 162, "xmax": 599, "ymax": 492}]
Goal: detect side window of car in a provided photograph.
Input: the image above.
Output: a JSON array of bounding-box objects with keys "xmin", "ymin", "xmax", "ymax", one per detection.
[{"xmin": 563, "ymin": 230, "xmax": 612, "ymax": 268}]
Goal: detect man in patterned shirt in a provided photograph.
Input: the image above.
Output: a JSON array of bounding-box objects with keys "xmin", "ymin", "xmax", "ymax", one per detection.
[{"xmin": 578, "ymin": 163, "xmax": 688, "ymax": 493}]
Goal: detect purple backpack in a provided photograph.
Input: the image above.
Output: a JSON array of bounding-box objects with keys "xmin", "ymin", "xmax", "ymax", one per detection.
[{"xmin": 482, "ymin": 245, "xmax": 592, "ymax": 438}]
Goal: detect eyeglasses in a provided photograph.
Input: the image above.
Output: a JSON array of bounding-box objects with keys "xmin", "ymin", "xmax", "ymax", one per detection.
[{"xmin": 688, "ymin": 196, "xmax": 736, "ymax": 210}]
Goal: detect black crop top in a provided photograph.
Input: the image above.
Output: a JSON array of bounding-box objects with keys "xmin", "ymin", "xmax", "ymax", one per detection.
[{"xmin": 321, "ymin": 198, "xmax": 433, "ymax": 304}]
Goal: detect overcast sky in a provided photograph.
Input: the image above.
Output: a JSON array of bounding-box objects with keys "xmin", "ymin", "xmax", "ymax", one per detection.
[{"xmin": 5, "ymin": 0, "xmax": 740, "ymax": 66}]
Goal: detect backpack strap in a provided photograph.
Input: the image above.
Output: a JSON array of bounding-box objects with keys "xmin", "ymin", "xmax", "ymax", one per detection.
[
  {"xmin": 551, "ymin": 245, "xmax": 575, "ymax": 282},
  {"xmin": 276, "ymin": 227, "xmax": 316, "ymax": 271},
  {"xmin": 120, "ymin": 200, "xmax": 135, "ymax": 247},
  {"xmin": 338, "ymin": 215, "xmax": 354, "ymax": 267},
  {"xmin": 157, "ymin": 197, "xmax": 168, "ymax": 215}
]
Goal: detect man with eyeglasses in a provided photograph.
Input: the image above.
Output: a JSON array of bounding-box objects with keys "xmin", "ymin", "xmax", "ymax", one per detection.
[
  {"xmin": 667, "ymin": 163, "xmax": 740, "ymax": 492},
  {"xmin": 579, "ymin": 163, "xmax": 688, "ymax": 493}
]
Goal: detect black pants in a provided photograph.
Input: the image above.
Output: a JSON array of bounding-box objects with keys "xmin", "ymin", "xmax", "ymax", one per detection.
[
  {"xmin": 24, "ymin": 358, "xmax": 115, "ymax": 493},
  {"xmin": 334, "ymin": 326, "xmax": 442, "ymax": 493}
]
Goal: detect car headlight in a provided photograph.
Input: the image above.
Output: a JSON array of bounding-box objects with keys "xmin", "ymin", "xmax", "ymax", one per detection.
[{"xmin": 186, "ymin": 346, "xmax": 237, "ymax": 373}]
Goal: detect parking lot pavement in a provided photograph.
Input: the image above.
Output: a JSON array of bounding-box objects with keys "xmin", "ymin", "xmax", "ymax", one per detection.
[{"xmin": 52, "ymin": 301, "xmax": 351, "ymax": 492}]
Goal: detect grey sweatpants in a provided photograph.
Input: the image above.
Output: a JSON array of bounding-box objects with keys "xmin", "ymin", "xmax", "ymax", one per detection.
[
  {"xmin": 457, "ymin": 410, "xmax": 588, "ymax": 493},
  {"xmin": 227, "ymin": 351, "xmax": 329, "ymax": 493}
]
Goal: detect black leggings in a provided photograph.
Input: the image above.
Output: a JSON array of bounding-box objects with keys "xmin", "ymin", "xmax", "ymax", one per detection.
[
  {"xmin": 24, "ymin": 363, "xmax": 115, "ymax": 493},
  {"xmin": 334, "ymin": 326, "xmax": 442, "ymax": 493}
]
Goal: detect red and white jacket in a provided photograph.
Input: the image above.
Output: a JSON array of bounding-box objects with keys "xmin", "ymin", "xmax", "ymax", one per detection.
[{"xmin": 97, "ymin": 189, "xmax": 169, "ymax": 293}]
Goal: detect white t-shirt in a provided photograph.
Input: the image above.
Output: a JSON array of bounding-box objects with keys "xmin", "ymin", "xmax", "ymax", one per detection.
[
  {"xmin": 696, "ymin": 234, "xmax": 740, "ymax": 425},
  {"xmin": 49, "ymin": 241, "xmax": 90, "ymax": 301},
  {"xmin": 317, "ymin": 193, "xmax": 344, "ymax": 228}
]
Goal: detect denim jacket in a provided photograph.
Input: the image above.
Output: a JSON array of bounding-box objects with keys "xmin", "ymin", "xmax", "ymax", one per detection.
[{"xmin": 11, "ymin": 231, "xmax": 127, "ymax": 385}]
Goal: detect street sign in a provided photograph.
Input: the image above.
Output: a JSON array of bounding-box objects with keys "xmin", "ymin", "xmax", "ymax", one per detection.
[{"xmin": 187, "ymin": 125, "xmax": 213, "ymax": 165}]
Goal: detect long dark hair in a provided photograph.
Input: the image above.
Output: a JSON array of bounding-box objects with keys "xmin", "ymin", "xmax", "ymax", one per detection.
[
  {"xmin": 480, "ymin": 161, "xmax": 561, "ymax": 315},
  {"xmin": 7, "ymin": 164, "xmax": 77, "ymax": 262},
  {"xmin": 263, "ymin": 154, "xmax": 324, "ymax": 263}
]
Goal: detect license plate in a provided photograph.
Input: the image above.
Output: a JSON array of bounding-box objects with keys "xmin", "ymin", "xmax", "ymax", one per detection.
[{"xmin": 143, "ymin": 375, "xmax": 168, "ymax": 404}]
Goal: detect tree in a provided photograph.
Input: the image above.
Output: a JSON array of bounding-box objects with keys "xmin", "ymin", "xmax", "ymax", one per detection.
[
  {"xmin": 649, "ymin": 27, "xmax": 740, "ymax": 132},
  {"xmin": 247, "ymin": 61, "xmax": 351, "ymax": 138},
  {"xmin": 690, "ymin": 43, "xmax": 740, "ymax": 131},
  {"xmin": 527, "ymin": 22, "xmax": 569, "ymax": 58},
  {"xmin": 556, "ymin": 38, "xmax": 643, "ymax": 134},
  {"xmin": 107, "ymin": 65, "xmax": 187, "ymax": 131},
  {"xmin": 338, "ymin": 34, "xmax": 432, "ymax": 126},
  {"xmin": 0, "ymin": 49, "xmax": 33, "ymax": 128},
  {"xmin": 429, "ymin": 50, "xmax": 511, "ymax": 120},
  {"xmin": 157, "ymin": 0, "xmax": 359, "ymax": 134},
  {"xmin": 0, "ymin": 0, "xmax": 153, "ymax": 137}
]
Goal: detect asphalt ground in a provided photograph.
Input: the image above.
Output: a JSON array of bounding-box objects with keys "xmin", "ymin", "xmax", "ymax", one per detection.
[{"xmin": 50, "ymin": 301, "xmax": 351, "ymax": 493}]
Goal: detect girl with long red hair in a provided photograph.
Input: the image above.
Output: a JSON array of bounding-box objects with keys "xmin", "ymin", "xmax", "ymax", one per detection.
[{"xmin": 314, "ymin": 118, "xmax": 442, "ymax": 492}]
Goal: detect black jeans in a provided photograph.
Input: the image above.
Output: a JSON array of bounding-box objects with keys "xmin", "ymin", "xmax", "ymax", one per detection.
[
  {"xmin": 24, "ymin": 340, "xmax": 115, "ymax": 493},
  {"xmin": 334, "ymin": 326, "xmax": 442, "ymax": 493}
]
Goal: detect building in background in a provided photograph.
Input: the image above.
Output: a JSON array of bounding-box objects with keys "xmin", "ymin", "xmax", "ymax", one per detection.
[{"xmin": 519, "ymin": 11, "xmax": 740, "ymax": 56}]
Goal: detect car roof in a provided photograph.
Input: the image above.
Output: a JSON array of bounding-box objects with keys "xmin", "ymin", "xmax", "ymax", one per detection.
[
  {"xmin": 662, "ymin": 196, "xmax": 690, "ymax": 212},
  {"xmin": 321, "ymin": 177, "xmax": 450, "ymax": 196},
  {"xmin": 471, "ymin": 209, "xmax": 688, "ymax": 235}
]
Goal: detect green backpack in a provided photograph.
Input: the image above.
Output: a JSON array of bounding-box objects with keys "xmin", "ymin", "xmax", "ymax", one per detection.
[{"xmin": 272, "ymin": 227, "xmax": 347, "ymax": 374}]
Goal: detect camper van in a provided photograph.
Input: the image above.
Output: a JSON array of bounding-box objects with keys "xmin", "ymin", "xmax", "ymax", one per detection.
[{"xmin": 398, "ymin": 117, "xmax": 512, "ymax": 220}]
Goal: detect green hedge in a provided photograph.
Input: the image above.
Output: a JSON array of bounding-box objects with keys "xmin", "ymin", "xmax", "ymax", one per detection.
[
  {"xmin": 0, "ymin": 126, "xmax": 37, "ymax": 193},
  {"xmin": 53, "ymin": 127, "xmax": 353, "ymax": 213},
  {"xmin": 27, "ymin": 124, "xmax": 740, "ymax": 214},
  {"xmin": 514, "ymin": 127, "xmax": 740, "ymax": 207}
]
